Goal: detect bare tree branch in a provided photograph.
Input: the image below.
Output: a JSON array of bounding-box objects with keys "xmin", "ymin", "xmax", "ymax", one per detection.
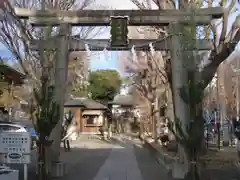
[{"xmin": 0, "ymin": 0, "xmax": 103, "ymax": 103}]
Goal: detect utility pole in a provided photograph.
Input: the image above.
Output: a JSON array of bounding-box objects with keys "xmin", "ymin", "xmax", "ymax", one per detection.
[
  {"xmin": 237, "ymin": 66, "xmax": 239, "ymax": 121},
  {"xmin": 218, "ymin": 63, "xmax": 229, "ymax": 147},
  {"xmin": 232, "ymin": 60, "xmax": 240, "ymax": 121},
  {"xmin": 216, "ymin": 68, "xmax": 221, "ymax": 150}
]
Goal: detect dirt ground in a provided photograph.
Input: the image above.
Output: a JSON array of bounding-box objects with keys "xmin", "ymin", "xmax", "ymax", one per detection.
[{"xmin": 145, "ymin": 136, "xmax": 240, "ymax": 180}]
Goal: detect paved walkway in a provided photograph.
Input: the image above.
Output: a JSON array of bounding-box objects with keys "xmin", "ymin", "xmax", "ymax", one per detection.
[
  {"xmin": 60, "ymin": 138, "xmax": 114, "ymax": 173},
  {"xmin": 21, "ymin": 135, "xmax": 170, "ymax": 180},
  {"xmin": 90, "ymin": 135, "xmax": 170, "ymax": 180},
  {"xmin": 92, "ymin": 139, "xmax": 142, "ymax": 180}
]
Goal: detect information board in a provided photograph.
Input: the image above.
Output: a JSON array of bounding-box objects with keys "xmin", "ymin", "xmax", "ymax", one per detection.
[
  {"xmin": 5, "ymin": 153, "xmax": 31, "ymax": 164},
  {"xmin": 0, "ymin": 132, "xmax": 31, "ymax": 154}
]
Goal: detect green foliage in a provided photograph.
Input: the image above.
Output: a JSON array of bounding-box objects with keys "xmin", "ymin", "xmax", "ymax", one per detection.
[
  {"xmin": 235, "ymin": 15, "xmax": 240, "ymax": 27},
  {"xmin": 88, "ymin": 69, "xmax": 122, "ymax": 103},
  {"xmin": 171, "ymin": 70, "xmax": 205, "ymax": 157},
  {"xmin": 179, "ymin": 80, "xmax": 204, "ymax": 106},
  {"xmin": 221, "ymin": 0, "xmax": 236, "ymax": 9},
  {"xmin": 229, "ymin": 0, "xmax": 236, "ymax": 10},
  {"xmin": 221, "ymin": 0, "xmax": 228, "ymax": 6},
  {"xmin": 34, "ymin": 85, "xmax": 60, "ymax": 139},
  {"xmin": 168, "ymin": 115, "xmax": 203, "ymax": 156},
  {"xmin": 168, "ymin": 10, "xmax": 206, "ymax": 180}
]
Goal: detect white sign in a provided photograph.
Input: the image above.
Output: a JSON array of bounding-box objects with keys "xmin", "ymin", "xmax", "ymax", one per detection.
[
  {"xmin": 2, "ymin": 152, "xmax": 31, "ymax": 164},
  {"xmin": 0, "ymin": 132, "xmax": 31, "ymax": 154},
  {"xmin": 7, "ymin": 152, "xmax": 22, "ymax": 164}
]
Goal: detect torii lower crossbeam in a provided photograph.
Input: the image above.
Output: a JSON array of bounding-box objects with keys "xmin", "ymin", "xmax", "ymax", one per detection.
[{"xmin": 30, "ymin": 38, "xmax": 212, "ymax": 51}]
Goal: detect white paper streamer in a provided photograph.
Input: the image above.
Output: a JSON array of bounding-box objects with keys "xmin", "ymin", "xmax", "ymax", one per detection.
[
  {"xmin": 85, "ymin": 44, "xmax": 90, "ymax": 55},
  {"xmin": 149, "ymin": 43, "xmax": 155, "ymax": 56},
  {"xmin": 103, "ymin": 47, "xmax": 108, "ymax": 61},
  {"xmin": 131, "ymin": 45, "xmax": 137, "ymax": 62},
  {"xmin": 84, "ymin": 43, "xmax": 91, "ymax": 78}
]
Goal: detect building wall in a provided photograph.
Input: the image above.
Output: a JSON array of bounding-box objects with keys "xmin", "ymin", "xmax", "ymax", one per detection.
[
  {"xmin": 82, "ymin": 109, "xmax": 104, "ymax": 134},
  {"xmin": 64, "ymin": 107, "xmax": 105, "ymax": 134},
  {"xmin": 223, "ymin": 59, "xmax": 240, "ymax": 115}
]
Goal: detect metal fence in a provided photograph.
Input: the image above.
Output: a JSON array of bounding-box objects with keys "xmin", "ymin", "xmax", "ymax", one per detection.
[{"xmin": 204, "ymin": 120, "xmax": 236, "ymax": 148}]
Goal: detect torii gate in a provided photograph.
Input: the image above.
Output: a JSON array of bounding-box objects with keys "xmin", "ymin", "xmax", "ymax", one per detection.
[
  {"xmin": 14, "ymin": 8, "xmax": 222, "ymax": 52},
  {"xmin": 13, "ymin": 6, "xmax": 223, "ymax": 163}
]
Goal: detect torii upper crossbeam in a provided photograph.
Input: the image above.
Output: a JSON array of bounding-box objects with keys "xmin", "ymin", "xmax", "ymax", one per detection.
[{"xmin": 14, "ymin": 7, "xmax": 224, "ymax": 26}]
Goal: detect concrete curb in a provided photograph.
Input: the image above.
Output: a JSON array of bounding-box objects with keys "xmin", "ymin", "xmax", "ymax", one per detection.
[
  {"xmin": 234, "ymin": 162, "xmax": 240, "ymax": 172},
  {"xmin": 155, "ymin": 156, "xmax": 171, "ymax": 171},
  {"xmin": 141, "ymin": 136, "xmax": 175, "ymax": 171}
]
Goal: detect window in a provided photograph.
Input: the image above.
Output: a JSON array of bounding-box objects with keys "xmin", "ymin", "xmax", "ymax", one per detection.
[
  {"xmin": 87, "ymin": 117, "xmax": 94, "ymax": 125},
  {"xmin": 84, "ymin": 115, "xmax": 98, "ymax": 126}
]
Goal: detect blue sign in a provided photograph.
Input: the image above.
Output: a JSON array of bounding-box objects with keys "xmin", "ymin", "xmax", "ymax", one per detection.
[{"xmin": 29, "ymin": 128, "xmax": 37, "ymax": 137}]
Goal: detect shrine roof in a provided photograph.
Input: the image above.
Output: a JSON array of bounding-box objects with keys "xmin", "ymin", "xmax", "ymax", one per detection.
[
  {"xmin": 64, "ymin": 97, "xmax": 108, "ymax": 110},
  {"xmin": 108, "ymin": 94, "xmax": 134, "ymax": 107},
  {"xmin": 0, "ymin": 64, "xmax": 25, "ymax": 85}
]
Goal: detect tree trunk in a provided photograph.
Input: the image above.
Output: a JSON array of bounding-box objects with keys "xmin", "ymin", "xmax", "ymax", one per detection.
[
  {"xmin": 37, "ymin": 141, "xmax": 46, "ymax": 180},
  {"xmin": 108, "ymin": 123, "xmax": 112, "ymax": 139},
  {"xmin": 150, "ymin": 102, "xmax": 157, "ymax": 140},
  {"xmin": 37, "ymin": 137, "xmax": 53, "ymax": 180},
  {"xmin": 139, "ymin": 121, "xmax": 144, "ymax": 138},
  {"xmin": 166, "ymin": 86, "xmax": 175, "ymax": 141},
  {"xmin": 184, "ymin": 163, "xmax": 201, "ymax": 180},
  {"xmin": 197, "ymin": 103, "xmax": 207, "ymax": 153},
  {"xmin": 116, "ymin": 118, "xmax": 119, "ymax": 133}
]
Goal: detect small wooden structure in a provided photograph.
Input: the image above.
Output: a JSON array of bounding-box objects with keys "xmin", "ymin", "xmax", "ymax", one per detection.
[
  {"xmin": 64, "ymin": 97, "xmax": 107, "ymax": 134},
  {"xmin": 109, "ymin": 94, "xmax": 134, "ymax": 107},
  {"xmin": 0, "ymin": 63, "xmax": 25, "ymax": 118},
  {"xmin": 108, "ymin": 94, "xmax": 135, "ymax": 133},
  {"xmin": 109, "ymin": 94, "xmax": 135, "ymax": 115},
  {"xmin": 0, "ymin": 64, "xmax": 25, "ymax": 85}
]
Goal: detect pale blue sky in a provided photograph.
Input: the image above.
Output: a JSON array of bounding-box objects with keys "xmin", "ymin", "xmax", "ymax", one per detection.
[
  {"xmin": 0, "ymin": 0, "xmax": 137, "ymax": 71},
  {"xmin": 89, "ymin": 0, "xmax": 136, "ymax": 71},
  {"xmin": 0, "ymin": 44, "xmax": 12, "ymax": 59}
]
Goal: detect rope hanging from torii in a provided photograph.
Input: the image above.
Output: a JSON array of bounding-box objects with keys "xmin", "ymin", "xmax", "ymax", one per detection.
[
  {"xmin": 82, "ymin": 37, "xmax": 167, "ymax": 63},
  {"xmin": 77, "ymin": 35, "xmax": 171, "ymax": 63},
  {"xmin": 75, "ymin": 15, "xmax": 171, "ymax": 62},
  {"xmin": 72, "ymin": 35, "xmax": 172, "ymax": 52}
]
